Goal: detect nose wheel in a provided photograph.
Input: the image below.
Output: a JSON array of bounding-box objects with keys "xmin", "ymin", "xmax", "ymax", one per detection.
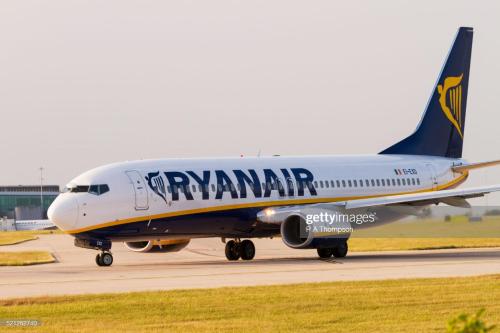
[
  {"xmin": 224, "ymin": 239, "xmax": 255, "ymax": 261},
  {"xmin": 96, "ymin": 252, "xmax": 113, "ymax": 267}
]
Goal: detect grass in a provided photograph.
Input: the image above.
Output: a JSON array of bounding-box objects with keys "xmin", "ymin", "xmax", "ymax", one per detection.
[
  {"xmin": 349, "ymin": 237, "xmax": 500, "ymax": 251},
  {"xmin": 0, "ymin": 230, "xmax": 61, "ymax": 246},
  {"xmin": 352, "ymin": 216, "xmax": 500, "ymax": 238},
  {"xmin": 0, "ymin": 251, "xmax": 54, "ymax": 266},
  {"xmin": 1, "ymin": 275, "xmax": 500, "ymax": 332},
  {"xmin": 346, "ymin": 216, "xmax": 500, "ymax": 251}
]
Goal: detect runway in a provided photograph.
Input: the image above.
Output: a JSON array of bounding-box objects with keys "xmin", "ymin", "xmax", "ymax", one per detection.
[{"xmin": 1, "ymin": 234, "xmax": 500, "ymax": 299}]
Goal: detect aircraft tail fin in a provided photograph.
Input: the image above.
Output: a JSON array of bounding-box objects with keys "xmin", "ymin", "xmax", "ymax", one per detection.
[{"xmin": 380, "ymin": 27, "xmax": 473, "ymax": 158}]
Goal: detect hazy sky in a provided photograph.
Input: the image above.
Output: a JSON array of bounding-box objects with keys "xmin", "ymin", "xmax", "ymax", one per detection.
[{"xmin": 1, "ymin": 0, "xmax": 500, "ymax": 202}]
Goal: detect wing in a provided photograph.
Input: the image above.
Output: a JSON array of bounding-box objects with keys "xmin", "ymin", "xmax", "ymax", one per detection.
[
  {"xmin": 341, "ymin": 184, "xmax": 500, "ymax": 209},
  {"xmin": 257, "ymin": 185, "xmax": 500, "ymax": 224}
]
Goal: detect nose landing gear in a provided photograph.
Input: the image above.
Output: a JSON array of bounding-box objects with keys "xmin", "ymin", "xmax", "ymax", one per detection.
[
  {"xmin": 96, "ymin": 252, "xmax": 114, "ymax": 267},
  {"xmin": 74, "ymin": 237, "xmax": 114, "ymax": 267},
  {"xmin": 224, "ymin": 239, "xmax": 256, "ymax": 261}
]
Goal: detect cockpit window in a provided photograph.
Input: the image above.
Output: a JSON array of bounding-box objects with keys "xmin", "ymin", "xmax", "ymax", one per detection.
[
  {"xmin": 98, "ymin": 184, "xmax": 110, "ymax": 194},
  {"xmin": 67, "ymin": 185, "xmax": 90, "ymax": 193},
  {"xmin": 88, "ymin": 185, "xmax": 99, "ymax": 195},
  {"xmin": 66, "ymin": 184, "xmax": 109, "ymax": 195},
  {"xmin": 89, "ymin": 184, "xmax": 110, "ymax": 195}
]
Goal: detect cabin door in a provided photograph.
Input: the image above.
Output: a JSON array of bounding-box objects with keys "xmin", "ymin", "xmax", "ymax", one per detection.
[
  {"xmin": 425, "ymin": 164, "xmax": 439, "ymax": 190},
  {"xmin": 125, "ymin": 170, "xmax": 149, "ymax": 210}
]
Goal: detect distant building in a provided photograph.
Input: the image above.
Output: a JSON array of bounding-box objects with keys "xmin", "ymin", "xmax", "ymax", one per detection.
[{"xmin": 0, "ymin": 185, "xmax": 60, "ymax": 219}]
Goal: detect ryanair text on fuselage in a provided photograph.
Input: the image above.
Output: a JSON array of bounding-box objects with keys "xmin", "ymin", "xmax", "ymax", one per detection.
[{"xmin": 145, "ymin": 168, "xmax": 317, "ymax": 202}]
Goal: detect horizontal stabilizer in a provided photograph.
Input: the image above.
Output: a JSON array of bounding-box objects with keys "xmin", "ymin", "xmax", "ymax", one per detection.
[{"xmin": 452, "ymin": 159, "xmax": 500, "ymax": 173}]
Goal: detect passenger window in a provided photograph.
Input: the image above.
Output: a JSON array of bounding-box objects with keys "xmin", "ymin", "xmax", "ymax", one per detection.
[
  {"xmin": 397, "ymin": 179, "xmax": 401, "ymax": 186},
  {"xmin": 402, "ymin": 179, "xmax": 406, "ymax": 186},
  {"xmin": 314, "ymin": 181, "xmax": 318, "ymax": 188},
  {"xmin": 359, "ymin": 180, "xmax": 363, "ymax": 187},
  {"xmin": 387, "ymin": 179, "xmax": 391, "ymax": 186},
  {"xmin": 342, "ymin": 180, "xmax": 346, "ymax": 187},
  {"xmin": 376, "ymin": 179, "xmax": 380, "ymax": 187},
  {"xmin": 319, "ymin": 181, "xmax": 324, "ymax": 188},
  {"xmin": 325, "ymin": 181, "xmax": 329, "ymax": 188},
  {"xmin": 392, "ymin": 179, "xmax": 396, "ymax": 186},
  {"xmin": 371, "ymin": 179, "xmax": 375, "ymax": 187},
  {"xmin": 192, "ymin": 185, "xmax": 197, "ymax": 193},
  {"xmin": 336, "ymin": 180, "xmax": 341, "ymax": 187},
  {"xmin": 365, "ymin": 180, "xmax": 370, "ymax": 187},
  {"xmin": 417, "ymin": 178, "xmax": 421, "ymax": 185},
  {"xmin": 353, "ymin": 180, "xmax": 357, "ymax": 187},
  {"xmin": 412, "ymin": 178, "xmax": 416, "ymax": 185},
  {"xmin": 381, "ymin": 179, "xmax": 385, "ymax": 186},
  {"xmin": 167, "ymin": 186, "xmax": 172, "ymax": 193},
  {"xmin": 211, "ymin": 184, "xmax": 216, "ymax": 192}
]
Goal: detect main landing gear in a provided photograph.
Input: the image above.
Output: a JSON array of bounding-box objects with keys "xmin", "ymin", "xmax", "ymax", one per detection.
[
  {"xmin": 317, "ymin": 241, "xmax": 349, "ymax": 259},
  {"xmin": 224, "ymin": 239, "xmax": 255, "ymax": 261},
  {"xmin": 95, "ymin": 251, "xmax": 114, "ymax": 267}
]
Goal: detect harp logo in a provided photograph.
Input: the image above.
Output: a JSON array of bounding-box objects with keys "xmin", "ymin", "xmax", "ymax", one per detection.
[
  {"xmin": 437, "ymin": 74, "xmax": 464, "ymax": 138},
  {"xmin": 145, "ymin": 171, "xmax": 168, "ymax": 204}
]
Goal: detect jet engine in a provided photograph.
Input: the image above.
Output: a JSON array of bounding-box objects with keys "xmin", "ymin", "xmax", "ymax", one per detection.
[
  {"xmin": 280, "ymin": 214, "xmax": 350, "ymax": 249},
  {"xmin": 124, "ymin": 239, "xmax": 190, "ymax": 253}
]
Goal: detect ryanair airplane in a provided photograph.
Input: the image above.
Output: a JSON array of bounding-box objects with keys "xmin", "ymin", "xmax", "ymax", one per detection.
[{"xmin": 49, "ymin": 27, "xmax": 500, "ymax": 267}]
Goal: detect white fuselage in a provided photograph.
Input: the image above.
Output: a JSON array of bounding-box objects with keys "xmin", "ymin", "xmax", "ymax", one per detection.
[{"xmin": 48, "ymin": 154, "xmax": 467, "ymax": 238}]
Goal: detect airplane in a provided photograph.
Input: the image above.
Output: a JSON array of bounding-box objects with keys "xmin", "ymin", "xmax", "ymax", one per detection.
[
  {"xmin": 49, "ymin": 27, "xmax": 500, "ymax": 267},
  {"xmin": 14, "ymin": 219, "xmax": 56, "ymax": 231}
]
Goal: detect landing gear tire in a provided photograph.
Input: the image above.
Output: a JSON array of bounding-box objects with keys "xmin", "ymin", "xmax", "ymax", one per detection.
[
  {"xmin": 317, "ymin": 248, "xmax": 333, "ymax": 258},
  {"xmin": 95, "ymin": 253, "xmax": 103, "ymax": 266},
  {"xmin": 225, "ymin": 240, "xmax": 240, "ymax": 261},
  {"xmin": 240, "ymin": 240, "xmax": 255, "ymax": 260},
  {"xmin": 332, "ymin": 242, "xmax": 348, "ymax": 258},
  {"xmin": 96, "ymin": 252, "xmax": 113, "ymax": 266}
]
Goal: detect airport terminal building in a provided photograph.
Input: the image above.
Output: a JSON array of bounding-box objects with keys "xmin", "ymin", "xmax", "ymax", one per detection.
[{"xmin": 0, "ymin": 185, "xmax": 60, "ymax": 219}]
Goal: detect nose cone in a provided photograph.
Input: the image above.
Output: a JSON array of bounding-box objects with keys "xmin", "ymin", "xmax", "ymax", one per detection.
[{"xmin": 48, "ymin": 195, "xmax": 79, "ymax": 231}]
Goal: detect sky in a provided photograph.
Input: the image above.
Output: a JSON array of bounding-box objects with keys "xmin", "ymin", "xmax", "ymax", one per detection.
[{"xmin": 1, "ymin": 0, "xmax": 500, "ymax": 202}]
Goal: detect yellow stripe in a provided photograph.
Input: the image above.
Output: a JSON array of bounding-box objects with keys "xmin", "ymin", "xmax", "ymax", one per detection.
[
  {"xmin": 66, "ymin": 172, "xmax": 468, "ymax": 234},
  {"xmin": 459, "ymin": 85, "xmax": 462, "ymax": 126},
  {"xmin": 451, "ymin": 89, "xmax": 455, "ymax": 113}
]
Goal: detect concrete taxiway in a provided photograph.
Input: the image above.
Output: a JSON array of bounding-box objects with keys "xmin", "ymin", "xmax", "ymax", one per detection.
[{"xmin": 1, "ymin": 234, "xmax": 500, "ymax": 299}]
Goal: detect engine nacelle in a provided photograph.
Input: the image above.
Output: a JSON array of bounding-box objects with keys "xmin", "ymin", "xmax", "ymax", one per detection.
[
  {"xmin": 124, "ymin": 239, "xmax": 190, "ymax": 253},
  {"xmin": 280, "ymin": 214, "xmax": 349, "ymax": 249}
]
